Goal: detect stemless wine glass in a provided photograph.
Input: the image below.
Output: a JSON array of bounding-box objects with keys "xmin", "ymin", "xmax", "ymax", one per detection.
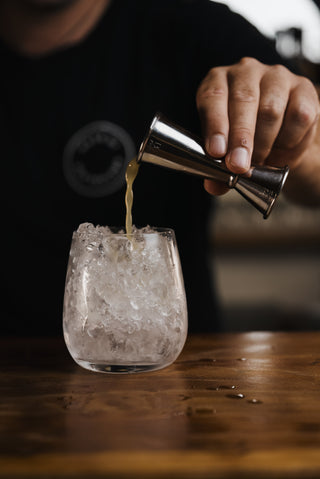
[{"xmin": 63, "ymin": 223, "xmax": 188, "ymax": 373}]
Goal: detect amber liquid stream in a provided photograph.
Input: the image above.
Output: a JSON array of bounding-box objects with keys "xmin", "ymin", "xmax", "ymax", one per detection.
[{"xmin": 125, "ymin": 157, "xmax": 140, "ymax": 236}]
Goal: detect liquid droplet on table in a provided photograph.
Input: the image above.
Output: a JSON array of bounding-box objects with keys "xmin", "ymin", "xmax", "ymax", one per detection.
[{"xmin": 226, "ymin": 393, "xmax": 245, "ymax": 399}]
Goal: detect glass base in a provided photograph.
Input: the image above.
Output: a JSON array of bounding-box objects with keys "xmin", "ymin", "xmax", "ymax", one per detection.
[{"xmin": 75, "ymin": 358, "xmax": 167, "ymax": 374}]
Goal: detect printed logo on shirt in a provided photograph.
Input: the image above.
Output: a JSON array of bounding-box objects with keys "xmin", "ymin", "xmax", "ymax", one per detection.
[{"xmin": 62, "ymin": 121, "xmax": 136, "ymax": 197}]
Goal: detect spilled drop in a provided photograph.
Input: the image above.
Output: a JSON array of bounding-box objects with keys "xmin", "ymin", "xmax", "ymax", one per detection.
[
  {"xmin": 206, "ymin": 385, "xmax": 236, "ymax": 391},
  {"xmin": 247, "ymin": 398, "xmax": 263, "ymax": 404},
  {"xmin": 226, "ymin": 393, "xmax": 245, "ymax": 399}
]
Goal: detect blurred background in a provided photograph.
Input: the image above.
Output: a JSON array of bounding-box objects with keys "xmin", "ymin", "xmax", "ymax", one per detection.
[{"xmin": 210, "ymin": 0, "xmax": 320, "ymax": 331}]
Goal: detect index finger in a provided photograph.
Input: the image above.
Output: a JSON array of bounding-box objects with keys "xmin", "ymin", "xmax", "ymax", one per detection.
[
  {"xmin": 225, "ymin": 59, "xmax": 262, "ymax": 173},
  {"xmin": 196, "ymin": 67, "xmax": 229, "ymax": 158}
]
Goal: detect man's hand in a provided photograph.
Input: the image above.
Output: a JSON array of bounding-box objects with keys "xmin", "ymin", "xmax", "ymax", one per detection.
[{"xmin": 196, "ymin": 57, "xmax": 320, "ymax": 199}]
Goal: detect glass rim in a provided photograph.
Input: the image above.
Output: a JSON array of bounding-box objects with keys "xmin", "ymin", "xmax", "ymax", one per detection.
[
  {"xmin": 111, "ymin": 226, "xmax": 175, "ymax": 236},
  {"xmin": 72, "ymin": 225, "xmax": 175, "ymax": 238}
]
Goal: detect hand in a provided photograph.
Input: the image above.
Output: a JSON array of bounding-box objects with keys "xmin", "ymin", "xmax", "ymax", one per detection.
[{"xmin": 196, "ymin": 57, "xmax": 320, "ymax": 196}]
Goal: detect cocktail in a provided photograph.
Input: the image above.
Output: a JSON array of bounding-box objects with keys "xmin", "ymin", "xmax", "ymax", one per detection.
[{"xmin": 63, "ymin": 223, "xmax": 188, "ymax": 373}]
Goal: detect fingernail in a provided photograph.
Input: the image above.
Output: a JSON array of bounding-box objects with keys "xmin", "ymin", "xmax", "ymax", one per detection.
[
  {"xmin": 208, "ymin": 134, "xmax": 227, "ymax": 157},
  {"xmin": 229, "ymin": 147, "xmax": 250, "ymax": 171}
]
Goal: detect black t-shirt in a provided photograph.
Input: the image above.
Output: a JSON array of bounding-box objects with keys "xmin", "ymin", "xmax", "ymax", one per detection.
[{"xmin": 0, "ymin": 0, "xmax": 283, "ymax": 335}]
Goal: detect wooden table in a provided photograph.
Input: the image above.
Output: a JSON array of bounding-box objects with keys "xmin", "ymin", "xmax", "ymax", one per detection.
[{"xmin": 1, "ymin": 332, "xmax": 320, "ymax": 478}]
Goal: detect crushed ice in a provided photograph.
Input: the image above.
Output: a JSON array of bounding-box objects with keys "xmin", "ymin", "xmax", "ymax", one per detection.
[{"xmin": 63, "ymin": 223, "xmax": 188, "ymax": 364}]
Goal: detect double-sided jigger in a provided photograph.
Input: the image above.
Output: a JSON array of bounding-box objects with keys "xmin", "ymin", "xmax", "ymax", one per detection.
[{"xmin": 137, "ymin": 113, "xmax": 289, "ymax": 218}]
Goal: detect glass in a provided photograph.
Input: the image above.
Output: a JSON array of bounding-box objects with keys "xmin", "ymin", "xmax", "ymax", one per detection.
[{"xmin": 63, "ymin": 224, "xmax": 188, "ymax": 373}]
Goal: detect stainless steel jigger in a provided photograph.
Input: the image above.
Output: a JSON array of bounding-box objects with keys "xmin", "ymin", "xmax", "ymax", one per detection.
[{"xmin": 137, "ymin": 113, "xmax": 289, "ymax": 219}]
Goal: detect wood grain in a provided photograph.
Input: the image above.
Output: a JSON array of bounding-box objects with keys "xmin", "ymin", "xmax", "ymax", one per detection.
[{"xmin": 1, "ymin": 332, "xmax": 320, "ymax": 478}]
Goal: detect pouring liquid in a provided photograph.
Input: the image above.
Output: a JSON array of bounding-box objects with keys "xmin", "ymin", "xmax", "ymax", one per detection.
[{"xmin": 125, "ymin": 157, "xmax": 140, "ymax": 236}]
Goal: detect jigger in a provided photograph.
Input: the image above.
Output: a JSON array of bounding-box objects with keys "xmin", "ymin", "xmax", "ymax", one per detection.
[{"xmin": 137, "ymin": 113, "xmax": 289, "ymax": 219}]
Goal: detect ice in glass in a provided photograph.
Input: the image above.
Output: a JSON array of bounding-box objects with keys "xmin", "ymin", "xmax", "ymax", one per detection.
[{"xmin": 63, "ymin": 223, "xmax": 188, "ymax": 373}]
